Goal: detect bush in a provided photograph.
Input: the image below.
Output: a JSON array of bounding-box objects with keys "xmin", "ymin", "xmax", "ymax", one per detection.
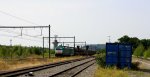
[
  {"xmin": 32, "ymin": 47, "xmax": 42, "ymax": 55},
  {"xmin": 96, "ymin": 49, "xmax": 105, "ymax": 54},
  {"xmin": 0, "ymin": 46, "xmax": 11, "ymax": 59},
  {"xmin": 133, "ymin": 44, "xmax": 145, "ymax": 57},
  {"xmin": 0, "ymin": 45, "xmax": 54, "ymax": 59},
  {"xmin": 15, "ymin": 46, "xmax": 23, "ymax": 58},
  {"xmin": 144, "ymin": 48, "xmax": 150, "ymax": 59},
  {"xmin": 96, "ymin": 53, "xmax": 106, "ymax": 67},
  {"xmin": 50, "ymin": 50, "xmax": 55, "ymax": 54}
]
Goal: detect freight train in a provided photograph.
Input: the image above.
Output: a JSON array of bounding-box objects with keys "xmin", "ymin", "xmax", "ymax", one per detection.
[{"xmin": 55, "ymin": 45, "xmax": 96, "ymax": 56}]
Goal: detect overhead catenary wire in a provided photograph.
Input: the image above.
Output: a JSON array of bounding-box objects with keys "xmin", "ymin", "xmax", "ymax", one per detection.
[
  {"xmin": 0, "ymin": 25, "xmax": 50, "ymax": 48},
  {"xmin": 0, "ymin": 10, "xmax": 46, "ymax": 38},
  {"xmin": 0, "ymin": 34, "xmax": 43, "ymax": 43},
  {"xmin": 0, "ymin": 10, "xmax": 40, "ymax": 26},
  {"xmin": 0, "ymin": 28, "xmax": 43, "ymax": 39},
  {"xmin": 0, "ymin": 26, "xmax": 49, "ymax": 28}
]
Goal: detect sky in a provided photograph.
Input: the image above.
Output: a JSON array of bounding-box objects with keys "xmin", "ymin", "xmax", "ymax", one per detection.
[{"xmin": 0, "ymin": 0, "xmax": 150, "ymax": 47}]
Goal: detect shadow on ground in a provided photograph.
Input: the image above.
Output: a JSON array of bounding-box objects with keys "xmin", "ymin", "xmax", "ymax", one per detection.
[{"xmin": 139, "ymin": 69, "xmax": 150, "ymax": 73}]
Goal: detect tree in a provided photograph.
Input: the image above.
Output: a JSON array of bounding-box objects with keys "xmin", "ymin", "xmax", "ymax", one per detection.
[
  {"xmin": 129, "ymin": 37, "xmax": 140, "ymax": 49},
  {"xmin": 118, "ymin": 35, "xmax": 130, "ymax": 43},
  {"xmin": 133, "ymin": 44, "xmax": 145, "ymax": 57},
  {"xmin": 118, "ymin": 35, "xmax": 140, "ymax": 51},
  {"xmin": 143, "ymin": 48, "xmax": 150, "ymax": 59},
  {"xmin": 141, "ymin": 39, "xmax": 150, "ymax": 49}
]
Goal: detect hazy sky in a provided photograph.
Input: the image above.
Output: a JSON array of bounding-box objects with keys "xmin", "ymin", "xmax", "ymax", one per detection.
[{"xmin": 0, "ymin": 0, "xmax": 150, "ymax": 46}]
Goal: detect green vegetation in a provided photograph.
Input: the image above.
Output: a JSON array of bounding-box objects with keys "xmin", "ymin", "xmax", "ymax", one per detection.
[
  {"xmin": 96, "ymin": 53, "xmax": 105, "ymax": 67},
  {"xmin": 118, "ymin": 35, "xmax": 140, "ymax": 49},
  {"xmin": 0, "ymin": 45, "xmax": 55, "ymax": 59},
  {"xmin": 133, "ymin": 44, "xmax": 145, "ymax": 57},
  {"xmin": 118, "ymin": 35, "xmax": 150, "ymax": 59},
  {"xmin": 94, "ymin": 35, "xmax": 149, "ymax": 77},
  {"xmin": 0, "ymin": 56, "xmax": 83, "ymax": 70},
  {"xmin": 143, "ymin": 48, "xmax": 150, "ymax": 58},
  {"xmin": 95, "ymin": 49, "xmax": 128, "ymax": 77},
  {"xmin": 95, "ymin": 67, "xmax": 128, "ymax": 77},
  {"xmin": 0, "ymin": 45, "xmax": 83, "ymax": 70}
]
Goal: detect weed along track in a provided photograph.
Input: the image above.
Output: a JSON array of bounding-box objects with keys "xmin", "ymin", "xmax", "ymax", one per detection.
[{"xmin": 0, "ymin": 56, "xmax": 95, "ymax": 77}]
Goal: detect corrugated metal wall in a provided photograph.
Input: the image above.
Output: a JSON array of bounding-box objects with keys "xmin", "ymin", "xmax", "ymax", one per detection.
[{"xmin": 106, "ymin": 43, "xmax": 132, "ymax": 68}]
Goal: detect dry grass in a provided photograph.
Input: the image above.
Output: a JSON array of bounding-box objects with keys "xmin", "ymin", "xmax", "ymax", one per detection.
[
  {"xmin": 0, "ymin": 60, "xmax": 9, "ymax": 70},
  {"xmin": 94, "ymin": 57, "xmax": 150, "ymax": 77},
  {"xmin": 0, "ymin": 56, "xmax": 83, "ymax": 71},
  {"xmin": 94, "ymin": 66, "xmax": 128, "ymax": 77}
]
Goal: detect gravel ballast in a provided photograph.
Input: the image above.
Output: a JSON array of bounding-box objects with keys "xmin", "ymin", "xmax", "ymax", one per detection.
[
  {"xmin": 18, "ymin": 57, "xmax": 95, "ymax": 77},
  {"xmin": 75, "ymin": 63, "xmax": 97, "ymax": 77}
]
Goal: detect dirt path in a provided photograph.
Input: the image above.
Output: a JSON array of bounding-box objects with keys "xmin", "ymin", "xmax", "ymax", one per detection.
[{"xmin": 128, "ymin": 58, "xmax": 150, "ymax": 77}]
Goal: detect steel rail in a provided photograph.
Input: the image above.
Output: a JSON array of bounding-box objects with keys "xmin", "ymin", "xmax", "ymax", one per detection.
[
  {"xmin": 49, "ymin": 58, "xmax": 95, "ymax": 77},
  {"xmin": 0, "ymin": 57, "xmax": 94, "ymax": 77}
]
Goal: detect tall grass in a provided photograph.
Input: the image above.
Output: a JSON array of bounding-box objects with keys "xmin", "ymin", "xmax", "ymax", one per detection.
[
  {"xmin": 0, "ymin": 45, "xmax": 55, "ymax": 59},
  {"xmin": 95, "ymin": 53, "xmax": 105, "ymax": 67},
  {"xmin": 95, "ymin": 67, "xmax": 128, "ymax": 77},
  {"xmin": 95, "ymin": 50, "xmax": 128, "ymax": 77},
  {"xmin": 0, "ymin": 56, "xmax": 82, "ymax": 71}
]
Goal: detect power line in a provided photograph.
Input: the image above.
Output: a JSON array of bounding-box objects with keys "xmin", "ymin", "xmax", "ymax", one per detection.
[
  {"xmin": 0, "ymin": 10, "xmax": 40, "ymax": 26},
  {"xmin": 0, "ymin": 34, "xmax": 43, "ymax": 42}
]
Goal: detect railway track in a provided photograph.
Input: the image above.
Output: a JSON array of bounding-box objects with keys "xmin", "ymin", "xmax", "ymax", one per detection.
[
  {"xmin": 0, "ymin": 56, "xmax": 95, "ymax": 77},
  {"xmin": 49, "ymin": 58, "xmax": 95, "ymax": 77}
]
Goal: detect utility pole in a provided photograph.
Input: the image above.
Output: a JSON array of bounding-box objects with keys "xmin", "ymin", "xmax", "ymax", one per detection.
[
  {"xmin": 10, "ymin": 39, "xmax": 12, "ymax": 46},
  {"xmin": 10, "ymin": 39, "xmax": 12, "ymax": 59},
  {"xmin": 74, "ymin": 36, "xmax": 75, "ymax": 52},
  {"xmin": 107, "ymin": 36, "xmax": 111, "ymax": 43},
  {"xmin": 43, "ymin": 37, "xmax": 44, "ymax": 58},
  {"xmin": 49, "ymin": 25, "xmax": 51, "ymax": 58}
]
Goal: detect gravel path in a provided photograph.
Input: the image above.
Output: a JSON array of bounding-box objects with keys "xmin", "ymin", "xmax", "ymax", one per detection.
[
  {"xmin": 17, "ymin": 57, "xmax": 95, "ymax": 77},
  {"xmin": 75, "ymin": 63, "xmax": 97, "ymax": 77}
]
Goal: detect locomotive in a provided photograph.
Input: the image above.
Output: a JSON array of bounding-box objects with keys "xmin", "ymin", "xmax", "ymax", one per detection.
[
  {"xmin": 55, "ymin": 45, "xmax": 74, "ymax": 56},
  {"xmin": 55, "ymin": 45, "xmax": 96, "ymax": 56}
]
